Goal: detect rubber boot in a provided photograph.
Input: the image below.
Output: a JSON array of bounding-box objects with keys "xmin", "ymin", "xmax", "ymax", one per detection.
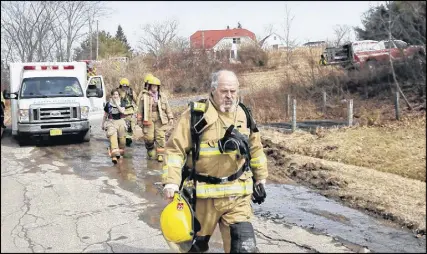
[
  {"xmin": 126, "ymin": 137, "xmax": 132, "ymax": 147},
  {"xmin": 157, "ymin": 155, "xmax": 164, "ymax": 162}
]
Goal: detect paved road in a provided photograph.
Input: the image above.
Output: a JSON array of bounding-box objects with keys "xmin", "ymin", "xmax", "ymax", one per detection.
[
  {"xmin": 1, "ymin": 101, "xmax": 425, "ymax": 253},
  {"xmin": 1, "ymin": 128, "xmax": 355, "ymax": 253}
]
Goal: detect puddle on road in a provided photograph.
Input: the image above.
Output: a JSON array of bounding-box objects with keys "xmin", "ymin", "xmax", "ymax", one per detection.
[
  {"xmin": 4, "ymin": 130, "xmax": 425, "ymax": 253},
  {"xmin": 256, "ymin": 184, "xmax": 426, "ymax": 253}
]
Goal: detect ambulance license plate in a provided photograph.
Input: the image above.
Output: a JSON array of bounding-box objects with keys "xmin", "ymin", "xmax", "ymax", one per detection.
[{"xmin": 50, "ymin": 129, "xmax": 62, "ymax": 136}]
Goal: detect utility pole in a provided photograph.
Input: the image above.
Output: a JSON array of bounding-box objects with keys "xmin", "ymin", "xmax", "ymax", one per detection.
[
  {"xmin": 89, "ymin": 18, "xmax": 93, "ymax": 60},
  {"xmin": 96, "ymin": 20, "xmax": 99, "ymax": 60}
]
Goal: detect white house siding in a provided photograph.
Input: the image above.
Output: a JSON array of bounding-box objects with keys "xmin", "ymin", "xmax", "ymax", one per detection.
[
  {"xmin": 262, "ymin": 34, "xmax": 286, "ymax": 50},
  {"xmin": 212, "ymin": 36, "xmax": 254, "ymax": 52}
]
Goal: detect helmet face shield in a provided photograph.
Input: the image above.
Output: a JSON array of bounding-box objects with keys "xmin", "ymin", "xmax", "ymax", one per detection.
[{"xmin": 160, "ymin": 192, "xmax": 200, "ymax": 253}]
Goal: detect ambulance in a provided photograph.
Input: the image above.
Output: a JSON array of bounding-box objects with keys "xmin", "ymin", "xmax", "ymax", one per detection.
[{"xmin": 3, "ymin": 62, "xmax": 106, "ymax": 145}]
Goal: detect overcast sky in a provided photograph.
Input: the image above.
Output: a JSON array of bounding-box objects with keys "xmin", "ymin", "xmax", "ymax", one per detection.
[{"xmin": 96, "ymin": 1, "xmax": 384, "ymax": 49}]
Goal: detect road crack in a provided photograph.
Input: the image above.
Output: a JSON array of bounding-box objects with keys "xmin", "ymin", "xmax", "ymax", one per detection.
[
  {"xmin": 255, "ymin": 229, "xmax": 319, "ymax": 253},
  {"xmin": 80, "ymin": 223, "xmax": 128, "ymax": 253},
  {"xmin": 9, "ymin": 181, "xmax": 42, "ymax": 252}
]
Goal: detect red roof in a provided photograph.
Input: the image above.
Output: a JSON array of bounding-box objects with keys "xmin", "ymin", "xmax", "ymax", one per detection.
[{"xmin": 190, "ymin": 28, "xmax": 256, "ymax": 50}]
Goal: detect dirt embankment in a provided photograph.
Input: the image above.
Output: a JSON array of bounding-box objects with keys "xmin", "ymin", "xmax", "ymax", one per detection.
[{"xmin": 261, "ymin": 128, "xmax": 426, "ymax": 236}]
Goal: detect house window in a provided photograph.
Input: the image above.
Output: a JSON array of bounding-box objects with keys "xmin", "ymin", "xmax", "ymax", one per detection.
[
  {"xmin": 233, "ymin": 38, "xmax": 241, "ymax": 44},
  {"xmin": 274, "ymin": 36, "xmax": 277, "ymax": 40}
]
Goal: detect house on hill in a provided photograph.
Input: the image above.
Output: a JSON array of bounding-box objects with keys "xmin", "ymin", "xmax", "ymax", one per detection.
[
  {"xmin": 190, "ymin": 28, "xmax": 256, "ymax": 61},
  {"xmin": 259, "ymin": 32, "xmax": 289, "ymax": 51}
]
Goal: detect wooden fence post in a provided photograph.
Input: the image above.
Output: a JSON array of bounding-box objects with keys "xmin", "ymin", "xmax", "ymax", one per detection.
[
  {"xmin": 292, "ymin": 99, "xmax": 297, "ymax": 132},
  {"xmin": 347, "ymin": 99, "xmax": 353, "ymax": 127},
  {"xmin": 322, "ymin": 90, "xmax": 327, "ymax": 116},
  {"xmin": 394, "ymin": 91, "xmax": 400, "ymax": 120}
]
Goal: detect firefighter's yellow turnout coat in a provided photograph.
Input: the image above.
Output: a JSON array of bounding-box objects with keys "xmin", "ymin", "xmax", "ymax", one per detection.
[{"xmin": 162, "ymin": 95, "xmax": 268, "ymax": 253}]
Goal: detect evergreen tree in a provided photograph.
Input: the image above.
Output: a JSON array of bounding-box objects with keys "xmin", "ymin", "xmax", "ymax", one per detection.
[
  {"xmin": 354, "ymin": 1, "xmax": 426, "ymax": 45},
  {"xmin": 73, "ymin": 31, "xmax": 129, "ymax": 60},
  {"xmin": 115, "ymin": 25, "xmax": 132, "ymax": 52}
]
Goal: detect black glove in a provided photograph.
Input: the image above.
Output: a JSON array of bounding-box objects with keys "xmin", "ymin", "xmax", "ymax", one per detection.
[{"xmin": 252, "ymin": 182, "xmax": 266, "ymax": 205}]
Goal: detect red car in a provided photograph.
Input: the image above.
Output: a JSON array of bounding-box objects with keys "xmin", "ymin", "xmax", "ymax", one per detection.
[{"xmin": 322, "ymin": 39, "xmax": 425, "ymax": 70}]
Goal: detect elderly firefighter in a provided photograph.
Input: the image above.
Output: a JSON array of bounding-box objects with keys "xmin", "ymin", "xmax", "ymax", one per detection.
[
  {"xmin": 161, "ymin": 70, "xmax": 268, "ymax": 253},
  {"xmin": 137, "ymin": 75, "xmax": 174, "ymax": 162},
  {"xmin": 117, "ymin": 78, "xmax": 138, "ymax": 147},
  {"xmin": 102, "ymin": 89, "xmax": 127, "ymax": 164}
]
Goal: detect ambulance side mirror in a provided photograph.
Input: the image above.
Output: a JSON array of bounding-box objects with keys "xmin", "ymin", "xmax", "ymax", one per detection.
[
  {"xmin": 3, "ymin": 89, "xmax": 17, "ymax": 99},
  {"xmin": 86, "ymin": 86, "xmax": 103, "ymax": 98}
]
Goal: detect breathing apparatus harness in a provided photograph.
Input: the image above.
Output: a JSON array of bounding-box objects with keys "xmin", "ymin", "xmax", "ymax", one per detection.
[
  {"xmin": 119, "ymin": 85, "xmax": 135, "ymax": 111},
  {"xmin": 178, "ymin": 99, "xmax": 266, "ymax": 210}
]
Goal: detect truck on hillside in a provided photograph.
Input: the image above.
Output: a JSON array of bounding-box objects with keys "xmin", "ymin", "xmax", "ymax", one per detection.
[
  {"xmin": 3, "ymin": 62, "xmax": 106, "ymax": 145},
  {"xmin": 322, "ymin": 39, "xmax": 426, "ymax": 70}
]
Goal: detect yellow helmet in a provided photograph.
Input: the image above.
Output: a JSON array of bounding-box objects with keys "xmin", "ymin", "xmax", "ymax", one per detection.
[
  {"xmin": 143, "ymin": 73, "xmax": 154, "ymax": 84},
  {"xmin": 147, "ymin": 76, "xmax": 161, "ymax": 86},
  {"xmin": 119, "ymin": 78, "xmax": 130, "ymax": 86},
  {"xmin": 160, "ymin": 192, "xmax": 200, "ymax": 252}
]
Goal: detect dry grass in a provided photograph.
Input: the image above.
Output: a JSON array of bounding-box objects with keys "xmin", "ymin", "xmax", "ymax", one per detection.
[
  {"xmin": 261, "ymin": 113, "xmax": 426, "ymax": 181},
  {"xmin": 262, "ymin": 125, "xmax": 426, "ymax": 233}
]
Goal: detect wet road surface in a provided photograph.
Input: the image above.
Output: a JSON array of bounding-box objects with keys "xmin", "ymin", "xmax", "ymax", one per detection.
[{"xmin": 1, "ymin": 118, "xmax": 425, "ymax": 252}]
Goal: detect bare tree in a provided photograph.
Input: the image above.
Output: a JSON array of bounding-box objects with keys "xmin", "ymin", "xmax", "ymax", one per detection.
[
  {"xmin": 283, "ymin": 4, "xmax": 297, "ymax": 64},
  {"xmin": 138, "ymin": 19, "xmax": 179, "ymax": 57},
  {"xmin": 1, "ymin": 1, "xmax": 50, "ymax": 62},
  {"xmin": 257, "ymin": 23, "xmax": 276, "ymax": 45},
  {"xmin": 51, "ymin": 1, "xmax": 108, "ymax": 61},
  {"xmin": 333, "ymin": 24, "xmax": 351, "ymax": 47},
  {"xmin": 1, "ymin": 1, "xmax": 108, "ymax": 62},
  {"xmin": 375, "ymin": 1, "xmax": 413, "ymax": 110}
]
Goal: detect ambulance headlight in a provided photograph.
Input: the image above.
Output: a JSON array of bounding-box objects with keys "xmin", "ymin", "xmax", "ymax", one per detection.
[
  {"xmin": 19, "ymin": 109, "xmax": 30, "ymax": 122},
  {"xmin": 80, "ymin": 106, "xmax": 89, "ymax": 119}
]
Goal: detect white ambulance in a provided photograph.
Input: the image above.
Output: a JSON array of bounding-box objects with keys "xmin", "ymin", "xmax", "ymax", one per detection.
[{"xmin": 3, "ymin": 62, "xmax": 106, "ymax": 145}]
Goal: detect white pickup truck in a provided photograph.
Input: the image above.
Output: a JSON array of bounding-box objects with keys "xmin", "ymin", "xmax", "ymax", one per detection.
[{"xmin": 3, "ymin": 62, "xmax": 106, "ymax": 145}]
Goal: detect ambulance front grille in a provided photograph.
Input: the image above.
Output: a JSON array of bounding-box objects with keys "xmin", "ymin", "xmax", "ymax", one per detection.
[{"xmin": 31, "ymin": 107, "xmax": 80, "ymax": 122}]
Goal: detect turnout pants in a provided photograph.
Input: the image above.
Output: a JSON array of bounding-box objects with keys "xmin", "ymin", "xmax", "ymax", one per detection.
[
  {"xmin": 124, "ymin": 113, "xmax": 136, "ymax": 140},
  {"xmin": 142, "ymin": 111, "xmax": 168, "ymax": 156},
  {"xmin": 191, "ymin": 194, "xmax": 257, "ymax": 253},
  {"xmin": 105, "ymin": 119, "xmax": 126, "ymax": 156}
]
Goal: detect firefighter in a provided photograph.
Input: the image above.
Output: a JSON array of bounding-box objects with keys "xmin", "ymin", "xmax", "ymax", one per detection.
[
  {"xmin": 1, "ymin": 91, "xmax": 6, "ymax": 129},
  {"xmin": 102, "ymin": 89, "xmax": 127, "ymax": 164},
  {"xmin": 137, "ymin": 76, "xmax": 174, "ymax": 162},
  {"xmin": 117, "ymin": 78, "xmax": 138, "ymax": 147},
  {"xmin": 319, "ymin": 54, "xmax": 327, "ymax": 65},
  {"xmin": 161, "ymin": 70, "xmax": 268, "ymax": 253}
]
